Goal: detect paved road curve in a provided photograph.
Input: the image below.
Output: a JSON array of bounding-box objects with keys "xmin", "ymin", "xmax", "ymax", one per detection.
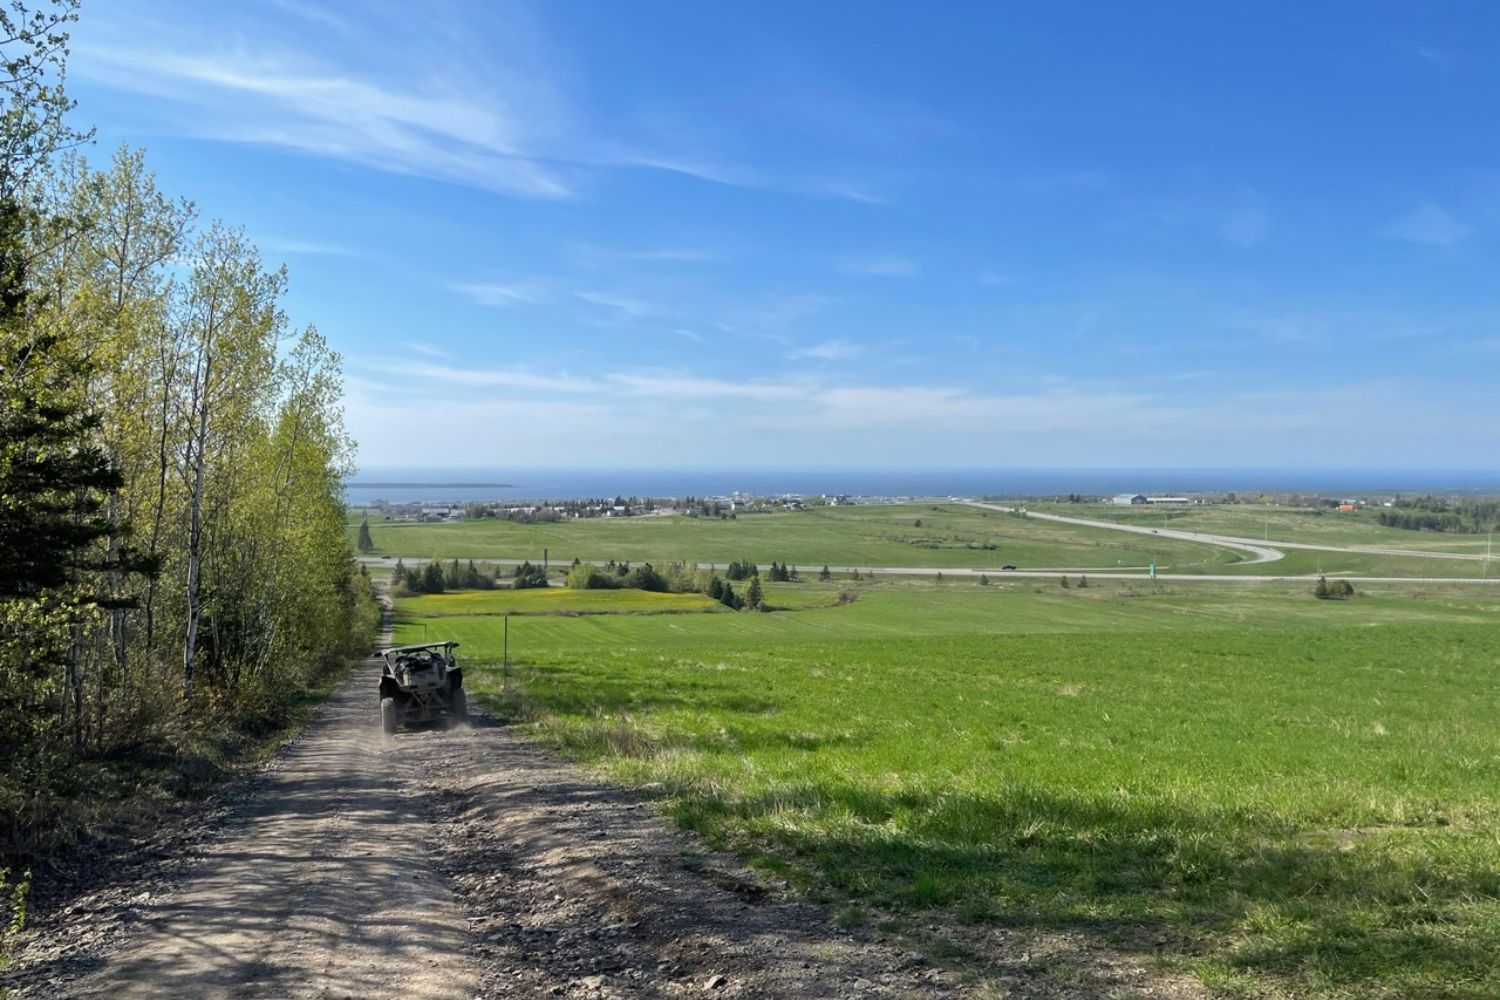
[{"xmin": 964, "ymin": 501, "xmax": 1495, "ymax": 564}]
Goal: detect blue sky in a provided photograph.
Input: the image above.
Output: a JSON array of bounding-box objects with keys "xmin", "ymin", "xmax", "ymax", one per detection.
[{"xmin": 66, "ymin": 1, "xmax": 1500, "ymax": 470}]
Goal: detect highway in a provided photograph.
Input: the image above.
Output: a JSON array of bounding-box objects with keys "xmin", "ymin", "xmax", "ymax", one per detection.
[{"xmin": 962, "ymin": 501, "xmax": 1496, "ymax": 565}]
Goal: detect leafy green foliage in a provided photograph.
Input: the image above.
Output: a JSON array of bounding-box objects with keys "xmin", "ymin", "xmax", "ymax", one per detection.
[
  {"xmin": 0, "ymin": 11, "xmax": 376, "ymax": 859},
  {"xmin": 512, "ymin": 560, "xmax": 548, "ymax": 589}
]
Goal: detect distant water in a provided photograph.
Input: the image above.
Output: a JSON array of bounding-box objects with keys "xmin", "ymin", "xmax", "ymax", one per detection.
[{"xmin": 344, "ymin": 467, "xmax": 1500, "ymax": 506}]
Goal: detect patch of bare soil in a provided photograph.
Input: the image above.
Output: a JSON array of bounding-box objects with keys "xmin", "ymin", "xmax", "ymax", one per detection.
[{"xmin": 5, "ymin": 662, "xmax": 1202, "ymax": 999}]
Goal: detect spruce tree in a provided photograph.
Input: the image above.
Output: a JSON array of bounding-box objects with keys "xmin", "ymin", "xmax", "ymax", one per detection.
[
  {"xmin": 0, "ymin": 205, "xmax": 127, "ymax": 601},
  {"xmin": 819, "ymin": 564, "xmax": 831, "ymax": 582},
  {"xmin": 356, "ymin": 517, "xmax": 374, "ymax": 553},
  {"xmin": 744, "ymin": 574, "xmax": 764, "ymax": 611}
]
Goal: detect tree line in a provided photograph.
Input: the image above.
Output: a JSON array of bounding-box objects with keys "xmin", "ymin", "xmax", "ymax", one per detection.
[
  {"xmin": 391, "ymin": 558, "xmax": 503, "ymax": 595},
  {"xmin": 565, "ymin": 558, "xmax": 771, "ymax": 611},
  {"xmin": 1, "ymin": 1, "xmax": 377, "ymax": 858},
  {"xmin": 1377, "ymin": 497, "xmax": 1500, "ymax": 534}
]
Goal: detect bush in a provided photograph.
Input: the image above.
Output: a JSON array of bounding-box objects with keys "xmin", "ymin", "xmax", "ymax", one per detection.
[
  {"xmin": 624, "ymin": 562, "xmax": 667, "ymax": 592},
  {"xmin": 566, "ymin": 562, "xmax": 615, "ymax": 590},
  {"xmin": 1315, "ymin": 576, "xmax": 1355, "ymax": 600},
  {"xmin": 513, "ymin": 560, "xmax": 549, "ymax": 589}
]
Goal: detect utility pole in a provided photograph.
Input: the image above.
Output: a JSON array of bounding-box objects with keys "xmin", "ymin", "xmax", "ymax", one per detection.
[{"xmin": 503, "ymin": 612, "xmax": 510, "ymax": 688}]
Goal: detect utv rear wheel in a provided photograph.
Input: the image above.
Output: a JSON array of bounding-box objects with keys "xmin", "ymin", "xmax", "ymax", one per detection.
[
  {"xmin": 380, "ymin": 696, "xmax": 399, "ymax": 735},
  {"xmin": 449, "ymin": 689, "xmax": 468, "ymax": 726}
]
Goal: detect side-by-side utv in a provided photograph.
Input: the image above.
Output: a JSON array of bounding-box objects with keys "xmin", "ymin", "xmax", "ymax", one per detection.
[{"xmin": 378, "ymin": 641, "xmax": 468, "ymax": 733}]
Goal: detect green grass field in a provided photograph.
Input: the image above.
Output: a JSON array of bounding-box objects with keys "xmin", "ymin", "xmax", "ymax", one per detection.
[
  {"xmin": 1040, "ymin": 501, "xmax": 1496, "ymax": 555},
  {"xmin": 358, "ymin": 502, "xmax": 1496, "ymax": 580},
  {"xmin": 398, "ymin": 587, "xmax": 722, "ymax": 617},
  {"xmin": 359, "ymin": 503, "xmax": 1243, "ymax": 572},
  {"xmin": 396, "ymin": 579, "xmax": 1500, "ymax": 998}
]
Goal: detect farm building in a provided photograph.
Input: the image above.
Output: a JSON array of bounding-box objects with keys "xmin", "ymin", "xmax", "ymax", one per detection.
[
  {"xmin": 1113, "ymin": 493, "xmax": 1147, "ymax": 505},
  {"xmin": 1145, "ymin": 496, "xmax": 1189, "ymax": 505}
]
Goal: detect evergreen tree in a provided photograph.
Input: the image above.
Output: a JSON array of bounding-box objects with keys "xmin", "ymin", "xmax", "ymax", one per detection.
[
  {"xmin": 720, "ymin": 581, "xmax": 739, "ymax": 609},
  {"xmin": 391, "ymin": 558, "xmax": 406, "ymax": 587},
  {"xmin": 356, "ymin": 517, "xmax": 374, "ymax": 553},
  {"xmin": 978, "ymin": 574, "xmax": 990, "ymax": 586},
  {"xmin": 1077, "ymin": 574, "xmax": 1088, "ymax": 588},
  {"xmin": 421, "ymin": 561, "xmax": 446, "ymax": 594},
  {"xmin": 819, "ymin": 564, "xmax": 831, "ymax": 581},
  {"xmin": 1060, "ymin": 575, "xmax": 1070, "ymax": 588},
  {"xmin": 745, "ymin": 574, "xmax": 764, "ymax": 611}
]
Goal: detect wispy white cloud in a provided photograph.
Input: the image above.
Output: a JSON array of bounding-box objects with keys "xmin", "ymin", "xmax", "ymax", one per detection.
[
  {"xmin": 1381, "ymin": 203, "xmax": 1471, "ymax": 246},
  {"xmin": 621, "ymin": 248, "xmax": 717, "ymax": 262},
  {"xmin": 451, "ymin": 282, "xmax": 541, "ymax": 307},
  {"xmin": 258, "ymin": 236, "xmax": 361, "ymax": 258},
  {"xmin": 371, "ymin": 359, "xmax": 600, "ymax": 393},
  {"xmin": 76, "ymin": 33, "xmax": 578, "ymax": 197},
  {"xmin": 573, "ymin": 290, "xmax": 664, "ymax": 319},
  {"xmin": 348, "ymin": 350, "xmax": 1499, "ymax": 468},
  {"xmin": 1415, "ymin": 46, "xmax": 1451, "ymax": 72},
  {"xmin": 788, "ymin": 338, "xmax": 862, "ymax": 361},
  {"xmin": 402, "ymin": 341, "xmax": 452, "ymax": 360},
  {"xmin": 817, "ymin": 182, "xmax": 889, "ymax": 205},
  {"xmin": 838, "ymin": 255, "xmax": 917, "ymax": 278}
]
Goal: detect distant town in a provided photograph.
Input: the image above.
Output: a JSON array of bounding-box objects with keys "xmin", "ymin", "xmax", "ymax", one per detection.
[{"xmin": 366, "ymin": 489, "xmax": 1417, "ymax": 523}]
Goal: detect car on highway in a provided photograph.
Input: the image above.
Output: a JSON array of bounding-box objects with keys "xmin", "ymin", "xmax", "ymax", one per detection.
[{"xmin": 1000, "ymin": 564, "xmax": 1017, "ymax": 571}]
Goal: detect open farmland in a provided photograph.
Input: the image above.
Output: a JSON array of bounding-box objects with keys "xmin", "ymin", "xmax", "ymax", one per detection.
[
  {"xmin": 395, "ymin": 580, "xmax": 1500, "ymax": 998},
  {"xmin": 358, "ymin": 501, "xmax": 1498, "ymax": 580},
  {"xmin": 357, "ymin": 503, "xmax": 1243, "ymax": 572},
  {"xmin": 1040, "ymin": 501, "xmax": 1497, "ymax": 555},
  {"xmin": 400, "ymin": 586, "xmax": 722, "ymax": 617}
]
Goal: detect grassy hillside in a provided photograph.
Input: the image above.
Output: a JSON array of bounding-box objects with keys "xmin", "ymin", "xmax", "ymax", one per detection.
[
  {"xmin": 358, "ymin": 502, "xmax": 1496, "ymax": 579},
  {"xmin": 1040, "ymin": 501, "xmax": 1495, "ymax": 554},
  {"xmin": 360, "ymin": 503, "xmax": 1240, "ymax": 571},
  {"xmin": 398, "ymin": 581, "xmax": 1500, "ymax": 998}
]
